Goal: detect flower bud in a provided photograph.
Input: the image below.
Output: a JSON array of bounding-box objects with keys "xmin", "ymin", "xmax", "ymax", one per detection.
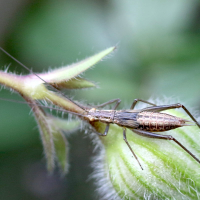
[{"xmin": 92, "ymin": 109, "xmax": 200, "ymax": 199}]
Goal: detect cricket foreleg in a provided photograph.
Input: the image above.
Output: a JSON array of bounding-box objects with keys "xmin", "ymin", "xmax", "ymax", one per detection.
[
  {"xmin": 98, "ymin": 124, "xmax": 110, "ymax": 136},
  {"xmin": 132, "ymin": 128, "xmax": 200, "ymax": 164},
  {"xmin": 130, "ymin": 99, "xmax": 156, "ymax": 109},
  {"xmin": 123, "ymin": 128, "xmax": 143, "ymax": 170},
  {"xmin": 95, "ymin": 98, "xmax": 121, "ymax": 110}
]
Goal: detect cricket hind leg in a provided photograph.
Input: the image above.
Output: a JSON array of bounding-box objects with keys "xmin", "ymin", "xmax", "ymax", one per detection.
[
  {"xmin": 130, "ymin": 99, "xmax": 156, "ymax": 109},
  {"xmin": 140, "ymin": 103, "xmax": 200, "ymax": 128},
  {"xmin": 123, "ymin": 128, "xmax": 143, "ymax": 170},
  {"xmin": 132, "ymin": 128, "xmax": 200, "ymax": 164}
]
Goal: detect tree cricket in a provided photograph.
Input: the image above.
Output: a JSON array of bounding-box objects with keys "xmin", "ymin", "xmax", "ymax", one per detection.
[{"xmin": 0, "ymin": 47, "xmax": 200, "ymax": 170}]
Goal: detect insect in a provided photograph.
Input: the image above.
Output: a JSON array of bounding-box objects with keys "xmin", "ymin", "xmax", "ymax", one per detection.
[{"xmin": 0, "ymin": 47, "xmax": 200, "ymax": 170}]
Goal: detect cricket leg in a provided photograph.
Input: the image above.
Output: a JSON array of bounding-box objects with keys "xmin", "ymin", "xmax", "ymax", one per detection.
[
  {"xmin": 132, "ymin": 128, "xmax": 200, "ymax": 164},
  {"xmin": 140, "ymin": 103, "xmax": 200, "ymax": 128},
  {"xmin": 92, "ymin": 99, "xmax": 121, "ymax": 136},
  {"xmin": 97, "ymin": 124, "xmax": 110, "ymax": 136},
  {"xmin": 123, "ymin": 128, "xmax": 143, "ymax": 170},
  {"xmin": 95, "ymin": 98, "xmax": 121, "ymax": 110},
  {"xmin": 130, "ymin": 99, "xmax": 156, "ymax": 109}
]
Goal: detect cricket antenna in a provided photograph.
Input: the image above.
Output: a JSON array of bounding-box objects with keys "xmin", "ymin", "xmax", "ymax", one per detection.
[
  {"xmin": 0, "ymin": 47, "xmax": 86, "ymax": 111},
  {"xmin": 0, "ymin": 97, "xmax": 85, "ymax": 117}
]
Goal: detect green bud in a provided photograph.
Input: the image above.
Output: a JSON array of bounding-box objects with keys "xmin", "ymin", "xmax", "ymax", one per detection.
[{"xmin": 92, "ymin": 109, "xmax": 200, "ymax": 199}]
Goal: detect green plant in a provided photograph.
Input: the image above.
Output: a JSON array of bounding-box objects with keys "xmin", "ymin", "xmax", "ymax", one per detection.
[{"xmin": 0, "ymin": 46, "xmax": 199, "ymax": 199}]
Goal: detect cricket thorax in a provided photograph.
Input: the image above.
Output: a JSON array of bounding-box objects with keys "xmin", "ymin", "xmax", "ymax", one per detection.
[
  {"xmin": 137, "ymin": 111, "xmax": 188, "ymax": 132},
  {"xmin": 87, "ymin": 108, "xmax": 115, "ymax": 123}
]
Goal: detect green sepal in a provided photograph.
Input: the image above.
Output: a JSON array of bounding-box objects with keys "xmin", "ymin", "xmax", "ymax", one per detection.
[
  {"xmin": 51, "ymin": 125, "xmax": 69, "ymax": 175},
  {"xmin": 91, "ymin": 110, "xmax": 200, "ymax": 199},
  {"xmin": 44, "ymin": 116, "xmax": 80, "ymax": 174},
  {"xmin": 30, "ymin": 101, "xmax": 55, "ymax": 173},
  {"xmin": 50, "ymin": 117, "xmax": 81, "ymax": 132},
  {"xmin": 50, "ymin": 77, "xmax": 95, "ymax": 89},
  {"xmin": 39, "ymin": 46, "xmax": 116, "ymax": 84}
]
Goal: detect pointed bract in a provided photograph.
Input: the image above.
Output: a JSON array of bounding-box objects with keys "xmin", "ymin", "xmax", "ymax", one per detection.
[
  {"xmin": 39, "ymin": 46, "xmax": 116, "ymax": 83},
  {"xmin": 49, "ymin": 77, "xmax": 95, "ymax": 90}
]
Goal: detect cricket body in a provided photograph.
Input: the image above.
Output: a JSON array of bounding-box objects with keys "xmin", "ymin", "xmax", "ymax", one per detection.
[
  {"xmin": 84, "ymin": 99, "xmax": 200, "ymax": 170},
  {"xmin": 88, "ymin": 109, "xmax": 189, "ymax": 132},
  {"xmin": 0, "ymin": 47, "xmax": 200, "ymax": 170}
]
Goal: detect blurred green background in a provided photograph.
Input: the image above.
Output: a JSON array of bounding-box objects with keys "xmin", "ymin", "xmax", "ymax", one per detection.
[{"xmin": 0, "ymin": 0, "xmax": 200, "ymax": 199}]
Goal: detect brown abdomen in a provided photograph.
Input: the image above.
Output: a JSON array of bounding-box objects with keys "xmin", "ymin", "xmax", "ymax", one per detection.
[{"xmin": 137, "ymin": 111, "xmax": 186, "ymax": 132}]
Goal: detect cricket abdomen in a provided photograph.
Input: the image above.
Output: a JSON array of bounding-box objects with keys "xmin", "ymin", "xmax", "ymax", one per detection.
[{"xmin": 137, "ymin": 111, "xmax": 188, "ymax": 132}]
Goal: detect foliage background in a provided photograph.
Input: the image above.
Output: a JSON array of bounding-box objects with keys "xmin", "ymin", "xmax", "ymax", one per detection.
[{"xmin": 0, "ymin": 0, "xmax": 200, "ymax": 199}]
